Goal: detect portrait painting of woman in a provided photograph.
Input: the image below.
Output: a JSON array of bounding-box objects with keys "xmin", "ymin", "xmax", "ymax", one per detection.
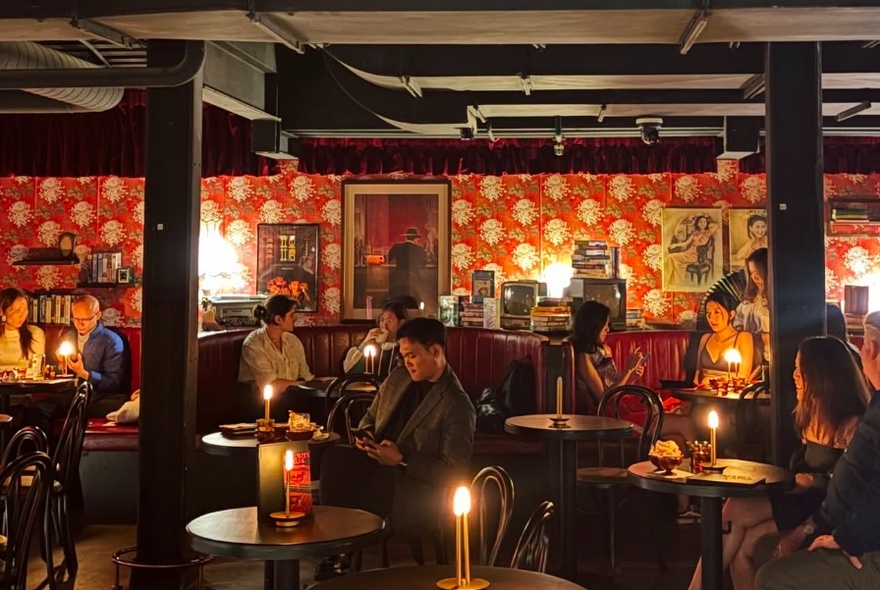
[
  {"xmin": 730, "ymin": 209, "xmax": 768, "ymax": 270},
  {"xmin": 661, "ymin": 208, "xmax": 722, "ymax": 292}
]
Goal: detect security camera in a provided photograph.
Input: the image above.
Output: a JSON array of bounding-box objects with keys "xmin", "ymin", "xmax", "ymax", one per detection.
[
  {"xmin": 636, "ymin": 117, "xmax": 663, "ymax": 145},
  {"xmin": 553, "ymin": 142, "xmax": 565, "ymax": 157},
  {"xmin": 458, "ymin": 127, "xmax": 475, "ymax": 141}
]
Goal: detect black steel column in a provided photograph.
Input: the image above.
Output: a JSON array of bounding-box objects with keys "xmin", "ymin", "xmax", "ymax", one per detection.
[
  {"xmin": 764, "ymin": 43, "xmax": 825, "ymax": 466},
  {"xmin": 132, "ymin": 40, "xmax": 202, "ymax": 589}
]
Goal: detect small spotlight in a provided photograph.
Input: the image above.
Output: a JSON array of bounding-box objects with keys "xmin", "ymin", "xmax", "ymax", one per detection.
[
  {"xmin": 553, "ymin": 142, "xmax": 564, "ymax": 157},
  {"xmin": 459, "ymin": 127, "xmax": 475, "ymax": 141},
  {"xmin": 519, "ymin": 75, "xmax": 533, "ymax": 96}
]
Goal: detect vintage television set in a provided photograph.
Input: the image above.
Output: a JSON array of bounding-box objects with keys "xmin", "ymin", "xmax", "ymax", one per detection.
[
  {"xmin": 499, "ymin": 280, "xmax": 547, "ymax": 330},
  {"xmin": 567, "ymin": 278, "xmax": 627, "ymax": 330}
]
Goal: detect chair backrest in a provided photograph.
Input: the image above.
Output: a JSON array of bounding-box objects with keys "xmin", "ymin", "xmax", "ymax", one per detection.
[
  {"xmin": 323, "ymin": 373, "xmax": 381, "ymax": 417},
  {"xmin": 54, "ymin": 386, "xmax": 90, "ymax": 489},
  {"xmin": 509, "ymin": 500, "xmax": 554, "ymax": 573},
  {"xmin": 469, "ymin": 465, "xmax": 515, "ymax": 567},
  {"xmin": 597, "ymin": 384, "xmax": 665, "ymax": 465},
  {"xmin": 326, "ymin": 391, "xmax": 377, "ymax": 445},
  {"xmin": 736, "ymin": 381, "xmax": 770, "ymax": 460},
  {"xmin": 1, "ymin": 426, "xmax": 48, "ymax": 468},
  {"xmin": 1, "ymin": 451, "xmax": 53, "ymax": 588}
]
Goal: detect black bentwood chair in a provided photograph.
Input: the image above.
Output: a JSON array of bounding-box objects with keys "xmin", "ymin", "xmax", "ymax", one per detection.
[
  {"xmin": 509, "ymin": 500, "xmax": 555, "ymax": 573},
  {"xmin": 469, "ymin": 465, "xmax": 515, "ymax": 567}
]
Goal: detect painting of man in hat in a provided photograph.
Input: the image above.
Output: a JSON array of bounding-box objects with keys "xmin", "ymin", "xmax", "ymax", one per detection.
[{"xmin": 387, "ymin": 226, "xmax": 428, "ymax": 301}]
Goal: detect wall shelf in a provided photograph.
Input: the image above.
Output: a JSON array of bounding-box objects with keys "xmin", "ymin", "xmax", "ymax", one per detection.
[
  {"xmin": 827, "ymin": 197, "xmax": 880, "ymax": 236},
  {"xmin": 13, "ymin": 256, "xmax": 79, "ymax": 266},
  {"xmin": 76, "ymin": 282, "xmax": 141, "ymax": 289}
]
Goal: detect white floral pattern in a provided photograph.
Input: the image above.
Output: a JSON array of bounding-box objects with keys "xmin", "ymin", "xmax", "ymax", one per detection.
[
  {"xmin": 6, "ymin": 244, "xmax": 27, "ymax": 265},
  {"xmin": 674, "ymin": 176, "xmax": 700, "ymax": 202},
  {"xmin": 323, "ymin": 243, "xmax": 341, "ymax": 270},
  {"xmin": 715, "ymin": 160, "xmax": 738, "ymax": 182},
  {"xmin": 543, "ymin": 175, "xmax": 570, "ymax": 201},
  {"xmin": 291, "ymin": 176, "xmax": 315, "ymax": 202},
  {"xmin": 102, "ymin": 308, "xmax": 120, "ymax": 327},
  {"xmin": 740, "ymin": 176, "xmax": 766, "ymax": 204},
  {"xmin": 225, "ymin": 219, "xmax": 253, "ymax": 247},
  {"xmin": 70, "ymin": 201, "xmax": 95, "ymax": 228},
  {"xmin": 201, "ymin": 200, "xmax": 223, "ymax": 224},
  {"xmin": 37, "ymin": 221, "xmax": 61, "ymax": 246},
  {"xmin": 825, "ymin": 267, "xmax": 840, "ymax": 295},
  {"xmin": 74, "ymin": 244, "xmax": 90, "ymax": 268},
  {"xmin": 479, "ymin": 219, "xmax": 504, "ymax": 246},
  {"xmin": 608, "ymin": 219, "xmax": 635, "ymax": 246},
  {"xmin": 322, "ymin": 287, "xmax": 340, "ymax": 314},
  {"xmin": 479, "ymin": 177, "xmax": 504, "ymax": 201},
  {"xmin": 259, "ymin": 200, "xmax": 284, "ymax": 223},
  {"xmin": 38, "ymin": 178, "xmax": 62, "ymax": 203},
  {"xmin": 131, "ymin": 244, "xmax": 143, "ymax": 269},
  {"xmin": 576, "ymin": 199, "xmax": 602, "ymax": 225},
  {"xmin": 322, "ymin": 199, "xmax": 342, "ymax": 226},
  {"xmin": 36, "ymin": 266, "xmax": 59, "ymax": 290},
  {"xmin": 130, "ymin": 288, "xmax": 143, "ymax": 313},
  {"xmin": 608, "ymin": 176, "xmax": 634, "ymax": 201},
  {"xmin": 844, "ymin": 246, "xmax": 873, "ymax": 277},
  {"xmin": 8, "ymin": 201, "xmax": 32, "ymax": 228},
  {"xmin": 452, "ymin": 243, "xmax": 475, "ymax": 270},
  {"xmin": 618, "ymin": 263, "xmax": 633, "ymax": 281},
  {"xmin": 642, "ymin": 244, "xmax": 662, "ymax": 270},
  {"xmin": 543, "ymin": 218, "xmax": 570, "ymax": 246},
  {"xmin": 452, "ymin": 200, "xmax": 475, "ymax": 226},
  {"xmin": 512, "ymin": 199, "xmax": 538, "ymax": 226},
  {"xmin": 101, "ymin": 176, "xmax": 126, "ymax": 203},
  {"xmin": 512, "ymin": 243, "xmax": 539, "ymax": 271},
  {"xmin": 100, "ymin": 220, "xmax": 124, "ymax": 246},
  {"xmin": 228, "ymin": 177, "xmax": 253, "ymax": 203},
  {"xmin": 643, "ymin": 289, "xmax": 670, "ymax": 316},
  {"xmin": 641, "ymin": 199, "xmax": 664, "ymax": 226}
]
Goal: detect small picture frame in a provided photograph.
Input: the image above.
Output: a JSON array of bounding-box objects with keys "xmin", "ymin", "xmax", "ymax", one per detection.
[{"xmin": 116, "ymin": 267, "xmax": 132, "ymax": 284}]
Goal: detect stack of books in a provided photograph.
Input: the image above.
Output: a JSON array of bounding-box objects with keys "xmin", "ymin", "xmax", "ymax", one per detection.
[
  {"xmin": 460, "ymin": 301, "xmax": 485, "ymax": 328},
  {"xmin": 572, "ymin": 240, "xmax": 618, "ymax": 279},
  {"xmin": 438, "ymin": 295, "xmax": 461, "ymax": 327},
  {"xmin": 530, "ymin": 299, "xmax": 571, "ymax": 333},
  {"xmin": 626, "ymin": 308, "xmax": 645, "ymax": 329}
]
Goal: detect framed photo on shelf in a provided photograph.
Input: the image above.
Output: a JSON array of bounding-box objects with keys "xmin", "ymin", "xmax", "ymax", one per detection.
[
  {"xmin": 728, "ymin": 208, "xmax": 768, "ymax": 271},
  {"xmin": 342, "ymin": 179, "xmax": 451, "ymax": 321},
  {"xmin": 116, "ymin": 267, "xmax": 132, "ymax": 284},
  {"xmin": 256, "ymin": 223, "xmax": 320, "ymax": 312},
  {"xmin": 661, "ymin": 207, "xmax": 723, "ymax": 292}
]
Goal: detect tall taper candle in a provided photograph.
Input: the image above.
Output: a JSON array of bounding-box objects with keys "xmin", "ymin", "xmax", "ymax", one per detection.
[
  {"xmin": 453, "ymin": 486, "xmax": 469, "ymax": 586},
  {"xmin": 284, "ymin": 450, "xmax": 293, "ymax": 516},
  {"xmin": 708, "ymin": 410, "xmax": 719, "ymax": 466},
  {"xmin": 263, "ymin": 384, "xmax": 273, "ymax": 421},
  {"xmin": 556, "ymin": 376, "xmax": 563, "ymax": 418}
]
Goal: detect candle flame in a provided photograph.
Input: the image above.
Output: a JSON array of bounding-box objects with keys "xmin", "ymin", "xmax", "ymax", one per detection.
[
  {"xmin": 723, "ymin": 348, "xmax": 742, "ymax": 364},
  {"xmin": 57, "ymin": 341, "xmax": 74, "ymax": 357},
  {"xmin": 708, "ymin": 410, "xmax": 719, "ymax": 429},
  {"xmin": 419, "ymin": 301, "xmax": 425, "ymax": 311},
  {"xmin": 284, "ymin": 450, "xmax": 294, "ymax": 471},
  {"xmin": 453, "ymin": 486, "xmax": 471, "ymax": 516},
  {"xmin": 364, "ymin": 344, "xmax": 376, "ymax": 358},
  {"xmin": 263, "ymin": 385, "xmax": 273, "ymax": 401}
]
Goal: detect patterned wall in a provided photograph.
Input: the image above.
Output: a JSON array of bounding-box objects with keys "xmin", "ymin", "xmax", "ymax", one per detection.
[{"xmin": 1, "ymin": 161, "xmax": 878, "ymax": 327}]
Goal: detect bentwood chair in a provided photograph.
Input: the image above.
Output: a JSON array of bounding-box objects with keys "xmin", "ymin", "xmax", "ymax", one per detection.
[
  {"xmin": 576, "ymin": 384, "xmax": 665, "ymax": 576},
  {"xmin": 469, "ymin": 466, "xmax": 515, "ymax": 567},
  {"xmin": 323, "ymin": 373, "xmax": 380, "ymax": 419},
  {"xmin": 1, "ymin": 426, "xmax": 48, "ymax": 468},
  {"xmin": 736, "ymin": 381, "xmax": 771, "ymax": 461},
  {"xmin": 509, "ymin": 500, "xmax": 554, "ymax": 573},
  {"xmin": 0, "ymin": 451, "xmax": 54, "ymax": 590}
]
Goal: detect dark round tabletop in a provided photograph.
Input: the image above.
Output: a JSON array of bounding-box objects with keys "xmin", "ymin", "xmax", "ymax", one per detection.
[
  {"xmin": 186, "ymin": 505, "xmax": 385, "ymax": 561},
  {"xmin": 297, "ymin": 377, "xmax": 377, "ymax": 396},
  {"xmin": 505, "ymin": 414, "xmax": 634, "ymax": 441},
  {"xmin": 0, "ymin": 376, "xmax": 77, "ymax": 394},
  {"xmin": 200, "ymin": 431, "xmax": 341, "ymax": 457},
  {"xmin": 311, "ymin": 565, "xmax": 586, "ymax": 590},
  {"xmin": 628, "ymin": 459, "xmax": 793, "ymax": 498},
  {"xmin": 671, "ymin": 388, "xmax": 770, "ymax": 406}
]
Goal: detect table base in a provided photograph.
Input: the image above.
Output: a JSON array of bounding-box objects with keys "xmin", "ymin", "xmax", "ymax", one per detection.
[
  {"xmin": 548, "ymin": 439, "xmax": 578, "ymax": 581},
  {"xmin": 264, "ymin": 559, "xmax": 299, "ymax": 590},
  {"xmin": 700, "ymin": 496, "xmax": 724, "ymax": 590}
]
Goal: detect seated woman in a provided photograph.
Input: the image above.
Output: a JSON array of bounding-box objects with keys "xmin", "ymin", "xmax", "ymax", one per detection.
[
  {"xmin": 695, "ymin": 291, "xmax": 756, "ymax": 386},
  {"xmin": 0, "ymin": 287, "xmax": 45, "ymax": 371},
  {"xmin": 734, "ymin": 247, "xmax": 770, "ymax": 363},
  {"xmin": 687, "ymin": 336, "xmax": 870, "ymax": 590},
  {"xmin": 343, "ymin": 300, "xmax": 407, "ymax": 381},
  {"xmin": 238, "ymin": 294, "xmax": 315, "ymax": 420},
  {"xmin": 825, "ymin": 302, "xmax": 862, "ymax": 371}
]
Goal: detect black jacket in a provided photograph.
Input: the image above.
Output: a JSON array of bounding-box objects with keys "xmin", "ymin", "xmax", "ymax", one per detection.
[{"xmin": 814, "ymin": 391, "xmax": 880, "ymax": 556}]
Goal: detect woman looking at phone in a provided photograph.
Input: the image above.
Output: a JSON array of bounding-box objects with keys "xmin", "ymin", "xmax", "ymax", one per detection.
[{"xmin": 343, "ymin": 300, "xmax": 408, "ymax": 381}]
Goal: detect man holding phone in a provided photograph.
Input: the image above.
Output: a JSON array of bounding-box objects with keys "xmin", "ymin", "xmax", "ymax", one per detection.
[{"xmin": 318, "ymin": 317, "xmax": 476, "ymax": 578}]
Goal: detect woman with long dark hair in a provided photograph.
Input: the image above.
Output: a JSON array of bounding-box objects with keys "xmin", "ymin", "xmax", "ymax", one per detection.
[
  {"xmin": 0, "ymin": 287, "xmax": 45, "ymax": 371},
  {"xmin": 735, "ymin": 248, "xmax": 770, "ymax": 360},
  {"xmin": 687, "ymin": 336, "xmax": 870, "ymax": 590}
]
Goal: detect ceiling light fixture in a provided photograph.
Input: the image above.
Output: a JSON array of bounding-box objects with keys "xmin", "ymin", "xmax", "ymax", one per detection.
[
  {"xmin": 532, "ymin": 44, "xmax": 546, "ymax": 50},
  {"xmin": 470, "ymin": 104, "xmax": 487, "ymax": 123},
  {"xmin": 519, "ymin": 75, "xmax": 533, "ymax": 96},
  {"xmin": 863, "ymin": 41, "xmax": 880, "ymax": 49},
  {"xmin": 554, "ymin": 116, "xmax": 564, "ymax": 144},
  {"xmin": 679, "ymin": 7, "xmax": 710, "ymax": 55},
  {"xmin": 597, "ymin": 104, "xmax": 607, "ymax": 123},
  {"xmin": 837, "ymin": 101, "xmax": 872, "ymax": 122},
  {"xmin": 399, "ymin": 75, "xmax": 422, "ymax": 98},
  {"xmin": 742, "ymin": 74, "xmax": 766, "ymax": 100}
]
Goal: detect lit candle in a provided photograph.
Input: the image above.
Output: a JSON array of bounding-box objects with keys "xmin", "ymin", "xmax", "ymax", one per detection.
[
  {"xmin": 708, "ymin": 410, "xmax": 719, "ymax": 466},
  {"xmin": 364, "ymin": 344, "xmax": 377, "ymax": 374},
  {"xmin": 57, "ymin": 341, "xmax": 74, "ymax": 376},
  {"xmin": 453, "ymin": 486, "xmax": 470, "ymax": 587},
  {"xmin": 263, "ymin": 384, "xmax": 273, "ymax": 421},
  {"xmin": 723, "ymin": 348, "xmax": 743, "ymax": 380},
  {"xmin": 419, "ymin": 301, "xmax": 425, "ymax": 312},
  {"xmin": 284, "ymin": 450, "xmax": 293, "ymax": 517},
  {"xmin": 556, "ymin": 376, "xmax": 563, "ymax": 418}
]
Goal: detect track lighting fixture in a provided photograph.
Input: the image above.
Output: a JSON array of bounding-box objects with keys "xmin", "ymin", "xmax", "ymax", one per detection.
[
  {"xmin": 742, "ymin": 75, "xmax": 766, "ymax": 100},
  {"xmin": 519, "ymin": 75, "xmax": 533, "ymax": 96},
  {"xmin": 597, "ymin": 104, "xmax": 607, "ymax": 123},
  {"xmin": 400, "ymin": 75, "xmax": 422, "ymax": 99},
  {"xmin": 836, "ymin": 101, "xmax": 872, "ymax": 122},
  {"xmin": 679, "ymin": 7, "xmax": 710, "ymax": 55}
]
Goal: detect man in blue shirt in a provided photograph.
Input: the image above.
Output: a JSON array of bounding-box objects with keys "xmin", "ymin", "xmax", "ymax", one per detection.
[{"xmin": 756, "ymin": 311, "xmax": 880, "ymax": 589}]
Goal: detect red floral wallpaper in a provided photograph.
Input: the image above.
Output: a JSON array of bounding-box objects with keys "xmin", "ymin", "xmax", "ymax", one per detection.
[{"xmin": 1, "ymin": 160, "xmax": 878, "ymax": 327}]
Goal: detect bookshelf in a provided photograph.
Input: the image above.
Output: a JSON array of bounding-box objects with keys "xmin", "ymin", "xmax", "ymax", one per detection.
[{"xmin": 827, "ymin": 197, "xmax": 880, "ymax": 236}]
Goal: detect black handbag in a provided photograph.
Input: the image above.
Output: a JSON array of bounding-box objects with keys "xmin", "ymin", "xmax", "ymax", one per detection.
[{"xmin": 475, "ymin": 387, "xmax": 507, "ymax": 434}]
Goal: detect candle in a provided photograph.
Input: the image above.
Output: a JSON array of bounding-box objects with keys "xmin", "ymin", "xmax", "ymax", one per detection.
[
  {"xmin": 556, "ymin": 376, "xmax": 563, "ymax": 418},
  {"xmin": 419, "ymin": 301, "xmax": 425, "ymax": 312},
  {"xmin": 364, "ymin": 344, "xmax": 376, "ymax": 374},
  {"xmin": 723, "ymin": 348, "xmax": 742, "ymax": 381},
  {"xmin": 263, "ymin": 385, "xmax": 273, "ymax": 421},
  {"xmin": 284, "ymin": 450, "xmax": 293, "ymax": 517},
  {"xmin": 452, "ymin": 486, "xmax": 470, "ymax": 587},
  {"xmin": 708, "ymin": 410, "xmax": 719, "ymax": 466},
  {"xmin": 57, "ymin": 341, "xmax": 74, "ymax": 376}
]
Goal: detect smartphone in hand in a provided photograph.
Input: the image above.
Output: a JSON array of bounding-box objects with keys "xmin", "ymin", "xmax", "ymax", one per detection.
[{"xmin": 352, "ymin": 428, "xmax": 376, "ymax": 442}]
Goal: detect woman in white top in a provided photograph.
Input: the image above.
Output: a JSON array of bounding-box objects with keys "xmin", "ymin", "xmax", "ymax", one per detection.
[
  {"xmin": 343, "ymin": 300, "xmax": 407, "ymax": 381},
  {"xmin": 0, "ymin": 287, "xmax": 45, "ymax": 371},
  {"xmin": 238, "ymin": 295, "xmax": 314, "ymax": 419}
]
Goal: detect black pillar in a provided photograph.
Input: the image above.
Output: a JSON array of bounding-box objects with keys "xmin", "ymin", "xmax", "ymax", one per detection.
[
  {"xmin": 764, "ymin": 42, "xmax": 826, "ymax": 466},
  {"xmin": 132, "ymin": 40, "xmax": 202, "ymax": 588}
]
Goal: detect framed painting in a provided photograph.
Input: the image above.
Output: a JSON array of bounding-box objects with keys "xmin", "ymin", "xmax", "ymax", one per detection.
[
  {"xmin": 342, "ymin": 179, "xmax": 451, "ymax": 321},
  {"xmin": 661, "ymin": 207, "xmax": 723, "ymax": 292},
  {"xmin": 256, "ymin": 223, "xmax": 319, "ymax": 312},
  {"xmin": 729, "ymin": 208, "xmax": 768, "ymax": 271}
]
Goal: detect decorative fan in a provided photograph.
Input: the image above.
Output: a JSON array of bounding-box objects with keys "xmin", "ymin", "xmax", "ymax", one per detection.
[{"xmin": 695, "ymin": 269, "xmax": 748, "ymax": 331}]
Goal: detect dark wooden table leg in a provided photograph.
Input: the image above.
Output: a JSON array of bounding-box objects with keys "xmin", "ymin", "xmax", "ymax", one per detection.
[
  {"xmin": 559, "ymin": 439, "xmax": 578, "ymax": 581},
  {"xmin": 264, "ymin": 561, "xmax": 273, "ymax": 590},
  {"xmin": 273, "ymin": 559, "xmax": 299, "ymax": 590},
  {"xmin": 700, "ymin": 496, "xmax": 724, "ymax": 590},
  {"xmin": 0, "ymin": 394, "xmax": 9, "ymax": 455}
]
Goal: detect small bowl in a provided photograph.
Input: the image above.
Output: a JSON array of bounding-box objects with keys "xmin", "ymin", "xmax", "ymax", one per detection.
[{"xmin": 650, "ymin": 454, "xmax": 683, "ymax": 474}]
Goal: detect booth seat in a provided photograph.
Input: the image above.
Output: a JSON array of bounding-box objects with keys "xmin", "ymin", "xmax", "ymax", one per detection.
[{"xmin": 605, "ymin": 330, "xmax": 694, "ymax": 389}]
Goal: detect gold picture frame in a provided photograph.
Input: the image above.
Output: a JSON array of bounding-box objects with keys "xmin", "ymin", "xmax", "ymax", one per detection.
[
  {"xmin": 342, "ymin": 180, "xmax": 451, "ymax": 321},
  {"xmin": 661, "ymin": 207, "xmax": 723, "ymax": 292}
]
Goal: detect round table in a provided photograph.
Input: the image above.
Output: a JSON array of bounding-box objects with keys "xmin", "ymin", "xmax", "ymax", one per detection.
[
  {"xmin": 0, "ymin": 376, "xmax": 77, "ymax": 450},
  {"xmin": 505, "ymin": 414, "xmax": 633, "ymax": 581},
  {"xmin": 186, "ymin": 505, "xmax": 384, "ymax": 590},
  {"xmin": 296, "ymin": 378, "xmax": 377, "ymax": 397},
  {"xmin": 628, "ymin": 459, "xmax": 792, "ymax": 590},
  {"xmin": 670, "ymin": 387, "xmax": 770, "ymax": 406},
  {"xmin": 312, "ymin": 565, "xmax": 586, "ymax": 590},
  {"xmin": 200, "ymin": 431, "xmax": 341, "ymax": 457}
]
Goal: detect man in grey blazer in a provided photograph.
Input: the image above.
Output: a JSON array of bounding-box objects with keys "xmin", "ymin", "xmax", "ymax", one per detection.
[{"xmin": 319, "ymin": 317, "xmax": 476, "ymax": 574}]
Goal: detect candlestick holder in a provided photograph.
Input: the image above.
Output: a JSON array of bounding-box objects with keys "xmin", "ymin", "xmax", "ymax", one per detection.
[
  {"xmin": 269, "ymin": 510, "xmax": 308, "ymax": 528},
  {"xmin": 437, "ymin": 578, "xmax": 490, "ymax": 589},
  {"xmin": 549, "ymin": 416, "xmax": 570, "ymax": 429}
]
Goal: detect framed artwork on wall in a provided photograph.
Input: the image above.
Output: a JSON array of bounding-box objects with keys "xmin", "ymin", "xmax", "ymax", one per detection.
[
  {"xmin": 256, "ymin": 223, "xmax": 319, "ymax": 312},
  {"xmin": 729, "ymin": 208, "xmax": 768, "ymax": 271},
  {"xmin": 661, "ymin": 207, "xmax": 723, "ymax": 292},
  {"xmin": 342, "ymin": 179, "xmax": 451, "ymax": 321}
]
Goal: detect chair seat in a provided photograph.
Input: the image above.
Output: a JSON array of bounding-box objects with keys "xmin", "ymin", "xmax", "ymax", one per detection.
[
  {"xmin": 576, "ymin": 466, "xmax": 629, "ymax": 486},
  {"xmin": 0, "ymin": 414, "xmax": 11, "ymax": 425},
  {"xmin": 18, "ymin": 475, "xmax": 63, "ymax": 494}
]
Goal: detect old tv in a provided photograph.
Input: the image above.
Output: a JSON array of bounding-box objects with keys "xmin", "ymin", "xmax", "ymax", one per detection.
[
  {"xmin": 567, "ymin": 278, "xmax": 627, "ymax": 330},
  {"xmin": 500, "ymin": 280, "xmax": 547, "ymax": 330}
]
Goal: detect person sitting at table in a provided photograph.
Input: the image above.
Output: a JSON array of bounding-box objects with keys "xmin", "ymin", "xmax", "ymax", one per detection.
[
  {"xmin": 318, "ymin": 317, "xmax": 475, "ymax": 579},
  {"xmin": 826, "ymin": 302, "xmax": 862, "ymax": 372},
  {"xmin": 687, "ymin": 336, "xmax": 869, "ymax": 590},
  {"xmin": 695, "ymin": 291, "xmax": 756, "ymax": 386},
  {"xmin": 0, "ymin": 287, "xmax": 45, "ymax": 372},
  {"xmin": 734, "ymin": 248, "xmax": 770, "ymax": 363},
  {"xmin": 342, "ymin": 300, "xmax": 407, "ymax": 380},
  {"xmin": 238, "ymin": 294, "xmax": 315, "ymax": 420}
]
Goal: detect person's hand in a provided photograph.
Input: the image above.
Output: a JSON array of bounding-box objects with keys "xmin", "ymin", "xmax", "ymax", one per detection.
[
  {"xmin": 364, "ymin": 439, "xmax": 404, "ymax": 466},
  {"xmin": 363, "ymin": 328, "xmax": 383, "ymax": 346},
  {"xmin": 626, "ymin": 346, "xmax": 644, "ymax": 372},
  {"xmin": 66, "ymin": 354, "xmax": 89, "ymax": 380},
  {"xmin": 788, "ymin": 473, "xmax": 813, "ymax": 494},
  {"xmin": 773, "ymin": 528, "xmax": 806, "ymax": 560},
  {"xmin": 809, "ymin": 535, "xmax": 862, "ymax": 569}
]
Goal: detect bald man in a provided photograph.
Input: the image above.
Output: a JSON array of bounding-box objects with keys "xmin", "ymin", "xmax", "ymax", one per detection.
[{"xmin": 65, "ymin": 295, "xmax": 130, "ymax": 417}]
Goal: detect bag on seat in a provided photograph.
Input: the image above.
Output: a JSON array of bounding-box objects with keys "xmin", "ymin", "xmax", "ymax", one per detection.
[
  {"xmin": 475, "ymin": 388, "xmax": 506, "ymax": 434},
  {"xmin": 500, "ymin": 356, "xmax": 536, "ymax": 417}
]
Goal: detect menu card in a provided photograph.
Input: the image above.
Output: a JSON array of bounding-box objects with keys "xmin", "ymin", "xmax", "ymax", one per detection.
[{"xmin": 686, "ymin": 469, "xmax": 765, "ymax": 486}]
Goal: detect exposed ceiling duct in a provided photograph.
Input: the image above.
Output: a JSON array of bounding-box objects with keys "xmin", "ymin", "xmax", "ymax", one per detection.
[{"xmin": 0, "ymin": 41, "xmax": 124, "ymax": 111}]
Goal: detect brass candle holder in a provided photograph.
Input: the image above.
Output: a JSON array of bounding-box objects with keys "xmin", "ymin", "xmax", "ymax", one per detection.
[
  {"xmin": 437, "ymin": 487, "xmax": 490, "ymax": 590},
  {"xmin": 270, "ymin": 450, "xmax": 307, "ymax": 527}
]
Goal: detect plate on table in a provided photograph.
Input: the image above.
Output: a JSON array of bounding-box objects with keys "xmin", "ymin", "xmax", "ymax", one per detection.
[{"xmin": 219, "ymin": 423, "xmax": 257, "ymax": 438}]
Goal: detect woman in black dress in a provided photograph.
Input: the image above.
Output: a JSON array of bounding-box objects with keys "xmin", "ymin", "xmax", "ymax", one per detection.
[{"xmin": 688, "ymin": 336, "xmax": 870, "ymax": 590}]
